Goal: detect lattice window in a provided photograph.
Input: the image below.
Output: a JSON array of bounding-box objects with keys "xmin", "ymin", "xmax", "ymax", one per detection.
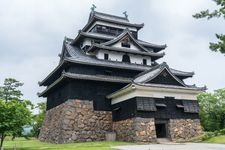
[
  {"xmin": 182, "ymin": 100, "xmax": 199, "ymax": 113},
  {"xmin": 137, "ymin": 98, "xmax": 157, "ymax": 111}
]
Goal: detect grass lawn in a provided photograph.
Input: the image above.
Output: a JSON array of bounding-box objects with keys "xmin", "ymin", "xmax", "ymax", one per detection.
[
  {"xmin": 3, "ymin": 137, "xmax": 131, "ymax": 150},
  {"xmin": 204, "ymin": 135, "xmax": 225, "ymax": 144}
]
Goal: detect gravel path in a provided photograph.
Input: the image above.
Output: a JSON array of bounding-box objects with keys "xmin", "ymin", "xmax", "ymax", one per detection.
[{"xmin": 113, "ymin": 143, "xmax": 225, "ymax": 150}]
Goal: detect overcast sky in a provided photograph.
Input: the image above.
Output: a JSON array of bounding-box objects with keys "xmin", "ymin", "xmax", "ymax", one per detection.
[{"xmin": 0, "ymin": 0, "xmax": 224, "ymax": 105}]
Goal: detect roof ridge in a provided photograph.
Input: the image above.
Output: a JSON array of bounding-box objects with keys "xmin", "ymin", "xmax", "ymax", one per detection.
[
  {"xmin": 134, "ymin": 62, "xmax": 187, "ymax": 87},
  {"xmin": 94, "ymin": 11, "xmax": 129, "ymax": 21}
]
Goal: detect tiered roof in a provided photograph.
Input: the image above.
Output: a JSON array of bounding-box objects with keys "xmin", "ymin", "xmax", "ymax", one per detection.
[
  {"xmin": 83, "ymin": 11, "xmax": 144, "ymax": 32},
  {"xmin": 71, "ymin": 30, "xmax": 166, "ymax": 52},
  {"xmin": 39, "ymin": 37, "xmax": 194, "ymax": 86},
  {"xmin": 39, "ymin": 10, "xmax": 200, "ymax": 97}
]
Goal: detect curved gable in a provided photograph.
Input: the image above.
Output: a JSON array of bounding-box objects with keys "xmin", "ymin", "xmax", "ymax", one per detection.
[
  {"xmin": 134, "ymin": 62, "xmax": 186, "ymax": 87},
  {"xmin": 146, "ymin": 69, "xmax": 185, "ymax": 86},
  {"xmin": 102, "ymin": 30, "xmax": 149, "ymax": 52}
]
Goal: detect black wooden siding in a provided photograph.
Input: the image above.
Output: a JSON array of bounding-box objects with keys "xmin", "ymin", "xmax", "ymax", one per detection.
[
  {"xmin": 147, "ymin": 70, "xmax": 183, "ymax": 86},
  {"xmin": 112, "ymin": 97, "xmax": 199, "ymax": 121},
  {"xmin": 68, "ymin": 64, "xmax": 140, "ymax": 78},
  {"xmin": 47, "ymin": 79, "xmax": 126, "ymax": 111}
]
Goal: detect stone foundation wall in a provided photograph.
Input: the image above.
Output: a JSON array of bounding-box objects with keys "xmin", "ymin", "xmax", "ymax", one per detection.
[
  {"xmin": 39, "ymin": 99, "xmax": 202, "ymax": 143},
  {"xmin": 168, "ymin": 119, "xmax": 202, "ymax": 141},
  {"xmin": 39, "ymin": 99, "xmax": 112, "ymax": 143},
  {"xmin": 113, "ymin": 117, "xmax": 156, "ymax": 142}
]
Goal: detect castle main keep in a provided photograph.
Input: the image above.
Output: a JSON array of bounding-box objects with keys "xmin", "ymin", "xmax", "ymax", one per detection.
[{"xmin": 38, "ymin": 10, "xmax": 205, "ymax": 143}]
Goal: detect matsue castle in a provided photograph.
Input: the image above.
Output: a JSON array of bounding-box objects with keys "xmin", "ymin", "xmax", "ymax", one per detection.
[{"xmin": 38, "ymin": 9, "xmax": 206, "ymax": 143}]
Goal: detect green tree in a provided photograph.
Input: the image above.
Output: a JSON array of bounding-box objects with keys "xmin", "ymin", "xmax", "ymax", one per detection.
[
  {"xmin": 32, "ymin": 102, "xmax": 46, "ymax": 138},
  {"xmin": 197, "ymin": 89, "xmax": 225, "ymax": 131},
  {"xmin": 0, "ymin": 100, "xmax": 32, "ymax": 150},
  {"xmin": 0, "ymin": 78, "xmax": 32, "ymax": 150},
  {"xmin": 0, "ymin": 78, "xmax": 23, "ymax": 102},
  {"xmin": 193, "ymin": 0, "xmax": 225, "ymax": 54}
]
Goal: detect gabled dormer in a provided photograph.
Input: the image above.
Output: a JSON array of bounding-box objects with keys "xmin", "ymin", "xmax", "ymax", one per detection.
[
  {"xmin": 102, "ymin": 29, "xmax": 149, "ymax": 52},
  {"xmin": 134, "ymin": 62, "xmax": 187, "ymax": 87},
  {"xmin": 86, "ymin": 30, "xmax": 165, "ymax": 66}
]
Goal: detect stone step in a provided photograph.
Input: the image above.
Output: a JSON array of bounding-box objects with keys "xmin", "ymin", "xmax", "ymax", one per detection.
[{"xmin": 156, "ymin": 138, "xmax": 172, "ymax": 144}]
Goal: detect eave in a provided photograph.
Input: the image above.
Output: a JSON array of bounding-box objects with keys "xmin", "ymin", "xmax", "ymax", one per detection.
[
  {"xmin": 71, "ymin": 31, "xmax": 114, "ymax": 45},
  {"xmin": 71, "ymin": 31, "xmax": 167, "ymax": 52},
  {"xmin": 38, "ymin": 72, "xmax": 132, "ymax": 97},
  {"xmin": 87, "ymin": 44, "xmax": 165, "ymax": 60},
  {"xmin": 137, "ymin": 40, "xmax": 167, "ymax": 52},
  {"xmin": 107, "ymin": 83, "xmax": 205, "ymax": 99},
  {"xmin": 38, "ymin": 60, "xmax": 67, "ymax": 86},
  {"xmin": 82, "ymin": 16, "xmax": 144, "ymax": 32},
  {"xmin": 107, "ymin": 83, "xmax": 206, "ymax": 104}
]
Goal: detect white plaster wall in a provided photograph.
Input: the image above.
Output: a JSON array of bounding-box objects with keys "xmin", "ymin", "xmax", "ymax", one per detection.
[
  {"xmin": 96, "ymin": 50, "xmax": 151, "ymax": 65},
  {"xmin": 146, "ymin": 57, "xmax": 152, "ymax": 66},
  {"xmin": 87, "ymin": 21, "xmax": 137, "ymax": 32},
  {"xmin": 96, "ymin": 50, "xmax": 104, "ymax": 59},
  {"xmin": 129, "ymin": 54, "xmax": 151, "ymax": 65},
  {"xmin": 81, "ymin": 38, "xmax": 92, "ymax": 48},
  {"xmin": 96, "ymin": 50, "xmax": 122, "ymax": 61},
  {"xmin": 111, "ymin": 87, "xmax": 200, "ymax": 105},
  {"xmin": 108, "ymin": 51, "xmax": 123, "ymax": 61}
]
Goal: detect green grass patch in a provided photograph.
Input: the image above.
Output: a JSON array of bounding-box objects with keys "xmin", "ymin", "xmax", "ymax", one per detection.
[
  {"xmin": 204, "ymin": 135, "xmax": 225, "ymax": 144},
  {"xmin": 3, "ymin": 137, "xmax": 131, "ymax": 150}
]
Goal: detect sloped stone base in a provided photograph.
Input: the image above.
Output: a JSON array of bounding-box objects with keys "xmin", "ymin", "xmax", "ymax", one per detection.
[
  {"xmin": 39, "ymin": 99, "xmax": 202, "ymax": 143},
  {"xmin": 39, "ymin": 99, "xmax": 112, "ymax": 143},
  {"xmin": 169, "ymin": 119, "xmax": 202, "ymax": 141},
  {"xmin": 113, "ymin": 117, "xmax": 157, "ymax": 142}
]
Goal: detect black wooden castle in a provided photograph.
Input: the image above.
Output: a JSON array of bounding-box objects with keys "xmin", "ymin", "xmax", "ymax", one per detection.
[{"xmin": 39, "ymin": 10, "xmax": 205, "ymax": 141}]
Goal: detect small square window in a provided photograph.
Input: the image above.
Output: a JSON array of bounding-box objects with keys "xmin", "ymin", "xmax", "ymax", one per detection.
[
  {"xmin": 121, "ymin": 42, "xmax": 130, "ymax": 48},
  {"xmin": 143, "ymin": 59, "xmax": 147, "ymax": 65},
  {"xmin": 104, "ymin": 53, "xmax": 109, "ymax": 60}
]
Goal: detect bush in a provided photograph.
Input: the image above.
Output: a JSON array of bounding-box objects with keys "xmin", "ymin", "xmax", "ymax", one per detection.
[
  {"xmin": 197, "ymin": 89, "xmax": 225, "ymax": 131},
  {"xmin": 192, "ymin": 128, "xmax": 225, "ymax": 142}
]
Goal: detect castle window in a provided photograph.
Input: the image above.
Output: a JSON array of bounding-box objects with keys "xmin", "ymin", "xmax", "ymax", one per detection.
[
  {"xmin": 121, "ymin": 42, "xmax": 130, "ymax": 48},
  {"xmin": 121, "ymin": 37, "xmax": 130, "ymax": 48},
  {"xmin": 122, "ymin": 54, "xmax": 130, "ymax": 63},
  {"xmin": 104, "ymin": 53, "xmax": 109, "ymax": 60},
  {"xmin": 143, "ymin": 59, "xmax": 147, "ymax": 65}
]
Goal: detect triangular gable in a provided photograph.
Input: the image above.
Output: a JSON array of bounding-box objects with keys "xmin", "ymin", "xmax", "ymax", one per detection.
[
  {"xmin": 146, "ymin": 69, "xmax": 185, "ymax": 86},
  {"xmin": 134, "ymin": 62, "xmax": 186, "ymax": 87},
  {"xmin": 102, "ymin": 30, "xmax": 149, "ymax": 52}
]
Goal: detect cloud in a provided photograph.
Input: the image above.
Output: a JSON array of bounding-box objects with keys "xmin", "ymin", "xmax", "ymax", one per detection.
[{"xmin": 0, "ymin": 0, "xmax": 224, "ymax": 106}]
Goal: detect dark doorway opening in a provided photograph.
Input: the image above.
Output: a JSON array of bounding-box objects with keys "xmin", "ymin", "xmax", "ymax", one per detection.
[
  {"xmin": 155, "ymin": 123, "xmax": 167, "ymax": 138},
  {"xmin": 122, "ymin": 54, "xmax": 131, "ymax": 63}
]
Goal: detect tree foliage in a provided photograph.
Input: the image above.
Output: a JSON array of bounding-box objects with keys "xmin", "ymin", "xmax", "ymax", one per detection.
[
  {"xmin": 0, "ymin": 78, "xmax": 23, "ymax": 102},
  {"xmin": 32, "ymin": 102, "xmax": 46, "ymax": 138},
  {"xmin": 193, "ymin": 0, "xmax": 225, "ymax": 54},
  {"xmin": 197, "ymin": 89, "xmax": 225, "ymax": 131},
  {"xmin": 0, "ymin": 78, "xmax": 32, "ymax": 150}
]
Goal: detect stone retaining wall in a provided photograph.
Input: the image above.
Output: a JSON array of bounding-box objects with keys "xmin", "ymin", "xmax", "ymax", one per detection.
[
  {"xmin": 113, "ymin": 117, "xmax": 156, "ymax": 142},
  {"xmin": 169, "ymin": 119, "xmax": 202, "ymax": 141},
  {"xmin": 39, "ymin": 99, "xmax": 202, "ymax": 143},
  {"xmin": 39, "ymin": 99, "xmax": 112, "ymax": 143}
]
